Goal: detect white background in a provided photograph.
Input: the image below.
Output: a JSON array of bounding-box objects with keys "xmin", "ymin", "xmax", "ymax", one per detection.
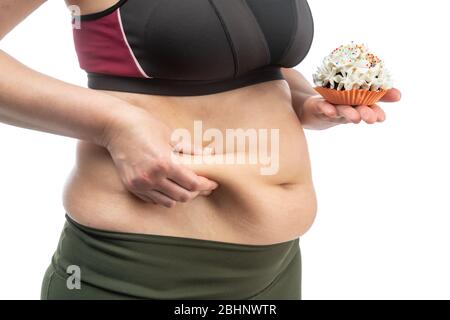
[{"xmin": 0, "ymin": 0, "xmax": 449, "ymax": 299}]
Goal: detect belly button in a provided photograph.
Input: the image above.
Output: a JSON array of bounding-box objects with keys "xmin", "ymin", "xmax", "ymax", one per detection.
[{"xmin": 277, "ymin": 182, "xmax": 295, "ymax": 189}]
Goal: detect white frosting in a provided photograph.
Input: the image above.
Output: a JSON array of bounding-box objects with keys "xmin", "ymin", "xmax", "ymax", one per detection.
[{"xmin": 313, "ymin": 43, "xmax": 393, "ymax": 91}]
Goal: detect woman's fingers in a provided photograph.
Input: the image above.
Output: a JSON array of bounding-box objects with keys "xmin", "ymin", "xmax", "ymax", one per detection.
[
  {"xmin": 313, "ymin": 94, "xmax": 394, "ymax": 125},
  {"xmin": 335, "ymin": 103, "xmax": 385, "ymax": 124},
  {"xmin": 134, "ymin": 192, "xmax": 157, "ymax": 204},
  {"xmin": 199, "ymin": 190, "xmax": 213, "ymax": 196},
  {"xmin": 370, "ymin": 104, "xmax": 386, "ymax": 122},
  {"xmin": 136, "ymin": 171, "xmax": 217, "ymax": 206},
  {"xmin": 336, "ymin": 105, "xmax": 361, "ymax": 124},
  {"xmin": 127, "ymin": 162, "xmax": 218, "ymax": 206},
  {"xmin": 167, "ymin": 163, "xmax": 218, "ymax": 192},
  {"xmin": 380, "ymin": 88, "xmax": 402, "ymax": 102},
  {"xmin": 157, "ymin": 178, "xmax": 199, "ymax": 203},
  {"xmin": 316, "ymin": 100, "xmax": 339, "ymax": 118},
  {"xmin": 196, "ymin": 175, "xmax": 219, "ymax": 191},
  {"xmin": 146, "ymin": 190, "xmax": 177, "ymax": 208},
  {"xmin": 150, "ymin": 164, "xmax": 218, "ymax": 205},
  {"xmin": 355, "ymin": 105, "xmax": 377, "ymax": 124}
]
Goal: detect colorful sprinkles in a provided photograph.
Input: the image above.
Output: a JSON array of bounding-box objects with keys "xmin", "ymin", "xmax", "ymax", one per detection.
[
  {"xmin": 331, "ymin": 42, "xmax": 382, "ymax": 68},
  {"xmin": 313, "ymin": 41, "xmax": 393, "ymax": 92}
]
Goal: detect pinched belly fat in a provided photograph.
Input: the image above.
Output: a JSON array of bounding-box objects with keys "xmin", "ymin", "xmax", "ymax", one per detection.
[{"xmin": 63, "ymin": 81, "xmax": 318, "ymax": 245}]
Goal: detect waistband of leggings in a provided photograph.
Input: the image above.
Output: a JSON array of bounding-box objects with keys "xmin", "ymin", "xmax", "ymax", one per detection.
[
  {"xmin": 51, "ymin": 214, "xmax": 300, "ymax": 299},
  {"xmin": 65, "ymin": 214, "xmax": 297, "ymax": 251}
]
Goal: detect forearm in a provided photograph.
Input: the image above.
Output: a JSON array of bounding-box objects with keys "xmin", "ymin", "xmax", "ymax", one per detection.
[
  {"xmin": 0, "ymin": 50, "xmax": 134, "ymax": 146},
  {"xmin": 282, "ymin": 68, "xmax": 339, "ymax": 130},
  {"xmin": 281, "ymin": 68, "xmax": 315, "ymax": 118}
]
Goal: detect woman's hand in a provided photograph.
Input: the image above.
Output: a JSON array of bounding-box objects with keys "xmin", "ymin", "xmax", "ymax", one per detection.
[
  {"xmin": 101, "ymin": 106, "xmax": 218, "ymax": 208},
  {"xmin": 300, "ymin": 88, "xmax": 402, "ymax": 129}
]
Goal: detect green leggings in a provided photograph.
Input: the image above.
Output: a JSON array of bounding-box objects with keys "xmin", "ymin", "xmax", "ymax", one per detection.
[{"xmin": 41, "ymin": 215, "xmax": 301, "ymax": 300}]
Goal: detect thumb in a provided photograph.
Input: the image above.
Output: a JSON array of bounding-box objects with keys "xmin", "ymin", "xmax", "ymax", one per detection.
[
  {"xmin": 380, "ymin": 88, "xmax": 402, "ymax": 102},
  {"xmin": 196, "ymin": 175, "xmax": 219, "ymax": 191}
]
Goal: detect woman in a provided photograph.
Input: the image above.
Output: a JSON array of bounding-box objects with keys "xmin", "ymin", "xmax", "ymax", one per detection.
[{"xmin": 0, "ymin": 0, "xmax": 401, "ymax": 299}]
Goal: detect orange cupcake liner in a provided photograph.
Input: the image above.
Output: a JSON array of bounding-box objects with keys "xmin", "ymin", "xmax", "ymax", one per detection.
[{"xmin": 314, "ymin": 87, "xmax": 387, "ymax": 106}]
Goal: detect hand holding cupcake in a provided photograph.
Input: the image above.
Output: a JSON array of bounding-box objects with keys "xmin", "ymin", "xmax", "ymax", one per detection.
[
  {"xmin": 295, "ymin": 42, "xmax": 400, "ymax": 128},
  {"xmin": 313, "ymin": 43, "xmax": 393, "ymax": 106}
]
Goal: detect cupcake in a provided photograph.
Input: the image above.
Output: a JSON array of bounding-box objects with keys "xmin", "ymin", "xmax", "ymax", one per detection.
[{"xmin": 313, "ymin": 43, "xmax": 393, "ymax": 106}]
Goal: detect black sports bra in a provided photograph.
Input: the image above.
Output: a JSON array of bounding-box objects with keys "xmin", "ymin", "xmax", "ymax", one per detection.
[{"xmin": 73, "ymin": 0, "xmax": 314, "ymax": 96}]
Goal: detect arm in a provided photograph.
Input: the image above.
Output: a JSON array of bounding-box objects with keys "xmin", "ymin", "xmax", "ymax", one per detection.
[
  {"xmin": 0, "ymin": 0, "xmax": 136, "ymax": 146},
  {"xmin": 0, "ymin": 0, "xmax": 217, "ymax": 207},
  {"xmin": 281, "ymin": 67, "xmax": 402, "ymax": 130}
]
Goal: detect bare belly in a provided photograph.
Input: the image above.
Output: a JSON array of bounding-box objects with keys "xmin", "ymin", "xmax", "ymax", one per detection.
[{"xmin": 63, "ymin": 80, "xmax": 317, "ymax": 245}]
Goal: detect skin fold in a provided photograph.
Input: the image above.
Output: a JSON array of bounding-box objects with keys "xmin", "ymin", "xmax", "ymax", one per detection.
[{"xmin": 0, "ymin": 0, "xmax": 401, "ymax": 245}]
